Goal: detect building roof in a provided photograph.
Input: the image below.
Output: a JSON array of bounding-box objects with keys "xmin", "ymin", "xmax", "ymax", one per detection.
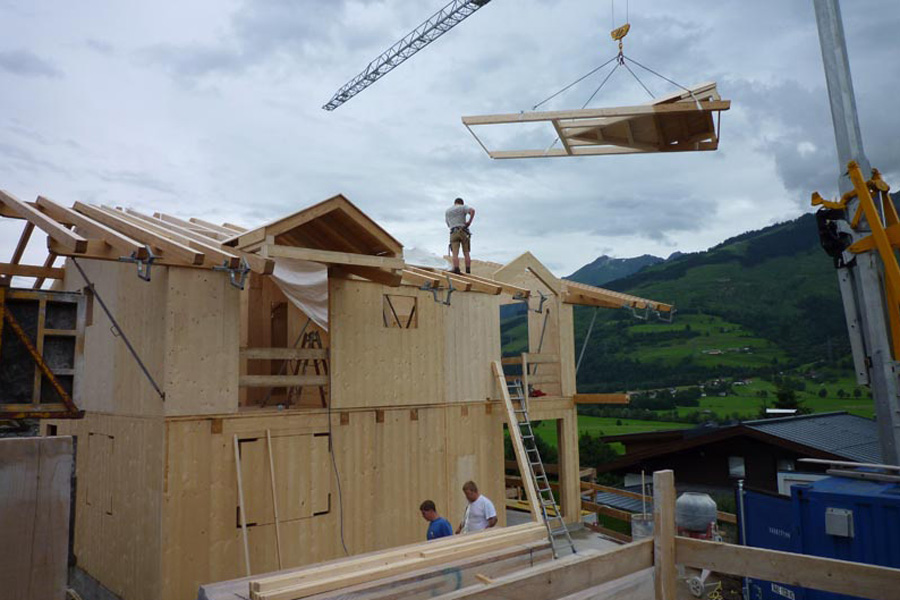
[
  {"xmin": 598, "ymin": 412, "xmax": 880, "ymax": 472},
  {"xmin": 742, "ymin": 412, "xmax": 881, "ymax": 464}
]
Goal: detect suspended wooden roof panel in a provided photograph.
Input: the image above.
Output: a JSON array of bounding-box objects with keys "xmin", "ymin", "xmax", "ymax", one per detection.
[{"xmin": 462, "ymin": 81, "xmax": 730, "ymax": 159}]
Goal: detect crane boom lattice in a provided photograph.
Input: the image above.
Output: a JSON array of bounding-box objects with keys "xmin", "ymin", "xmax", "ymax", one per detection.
[{"xmin": 323, "ymin": 0, "xmax": 491, "ymax": 111}]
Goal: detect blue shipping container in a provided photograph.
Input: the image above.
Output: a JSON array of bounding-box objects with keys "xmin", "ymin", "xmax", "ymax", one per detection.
[{"xmin": 738, "ymin": 476, "xmax": 900, "ymax": 600}]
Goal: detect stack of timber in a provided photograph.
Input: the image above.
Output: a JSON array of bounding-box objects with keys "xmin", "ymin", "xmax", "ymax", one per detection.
[
  {"xmin": 462, "ymin": 81, "xmax": 730, "ymax": 159},
  {"xmin": 198, "ymin": 523, "xmax": 549, "ymax": 600}
]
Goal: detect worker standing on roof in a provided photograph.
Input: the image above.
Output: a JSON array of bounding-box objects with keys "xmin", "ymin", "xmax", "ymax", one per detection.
[
  {"xmin": 456, "ymin": 481, "xmax": 497, "ymax": 534},
  {"xmin": 420, "ymin": 500, "xmax": 454, "ymax": 540},
  {"xmin": 446, "ymin": 197, "xmax": 475, "ymax": 274}
]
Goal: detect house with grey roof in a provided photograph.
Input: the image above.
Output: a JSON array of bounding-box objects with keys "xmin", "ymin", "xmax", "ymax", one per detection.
[{"xmin": 593, "ymin": 412, "xmax": 879, "ymax": 495}]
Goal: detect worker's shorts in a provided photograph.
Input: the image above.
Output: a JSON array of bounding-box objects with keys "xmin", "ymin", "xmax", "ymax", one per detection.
[{"xmin": 450, "ymin": 228, "xmax": 471, "ymax": 254}]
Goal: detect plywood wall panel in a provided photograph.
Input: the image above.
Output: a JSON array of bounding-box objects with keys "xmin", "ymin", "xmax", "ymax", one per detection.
[
  {"xmin": 49, "ymin": 413, "xmax": 165, "ymax": 600},
  {"xmin": 330, "ymin": 280, "xmax": 444, "ymax": 409},
  {"xmin": 164, "ymin": 269, "xmax": 240, "ymax": 416},
  {"xmin": 63, "ymin": 260, "xmax": 168, "ymax": 417},
  {"xmin": 443, "ymin": 292, "xmax": 500, "ymax": 404}
]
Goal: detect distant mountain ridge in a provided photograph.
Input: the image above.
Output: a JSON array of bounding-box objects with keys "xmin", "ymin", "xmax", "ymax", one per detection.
[{"xmin": 567, "ymin": 254, "xmax": 664, "ymax": 286}]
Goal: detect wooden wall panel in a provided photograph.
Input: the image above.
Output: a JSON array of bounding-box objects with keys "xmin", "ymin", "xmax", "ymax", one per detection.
[
  {"xmin": 443, "ymin": 292, "xmax": 500, "ymax": 404},
  {"xmin": 0, "ymin": 436, "xmax": 73, "ymax": 600},
  {"xmin": 558, "ymin": 303, "xmax": 577, "ymax": 397},
  {"xmin": 49, "ymin": 413, "xmax": 165, "ymax": 600},
  {"xmin": 63, "ymin": 260, "xmax": 168, "ymax": 417},
  {"xmin": 330, "ymin": 280, "xmax": 444, "ymax": 408},
  {"xmin": 164, "ymin": 268, "xmax": 240, "ymax": 416}
]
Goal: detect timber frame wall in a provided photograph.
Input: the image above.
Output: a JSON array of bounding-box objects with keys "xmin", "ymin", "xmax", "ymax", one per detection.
[{"xmin": 1, "ymin": 194, "xmax": 671, "ymax": 600}]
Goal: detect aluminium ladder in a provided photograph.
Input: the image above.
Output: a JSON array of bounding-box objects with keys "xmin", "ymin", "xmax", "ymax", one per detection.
[{"xmin": 494, "ymin": 361, "xmax": 576, "ymax": 558}]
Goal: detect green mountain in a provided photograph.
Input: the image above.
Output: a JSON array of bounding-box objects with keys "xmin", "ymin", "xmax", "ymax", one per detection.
[
  {"xmin": 567, "ymin": 254, "xmax": 665, "ymax": 286},
  {"xmin": 570, "ymin": 212, "xmax": 851, "ymax": 392}
]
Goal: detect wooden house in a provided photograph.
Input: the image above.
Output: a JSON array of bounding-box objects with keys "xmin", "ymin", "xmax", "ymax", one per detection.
[{"xmin": 0, "ymin": 191, "xmax": 671, "ymax": 600}]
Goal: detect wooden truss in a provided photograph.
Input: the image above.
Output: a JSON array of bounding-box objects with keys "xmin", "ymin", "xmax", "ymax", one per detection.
[
  {"xmin": 462, "ymin": 81, "xmax": 730, "ymax": 159},
  {"xmin": 0, "ymin": 190, "xmax": 277, "ymax": 289}
]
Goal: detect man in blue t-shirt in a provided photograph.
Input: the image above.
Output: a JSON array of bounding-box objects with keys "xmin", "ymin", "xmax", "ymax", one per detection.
[{"xmin": 420, "ymin": 499, "xmax": 453, "ymax": 541}]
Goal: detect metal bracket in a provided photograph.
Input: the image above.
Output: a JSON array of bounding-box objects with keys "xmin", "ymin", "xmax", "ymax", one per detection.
[
  {"xmin": 420, "ymin": 275, "xmax": 455, "ymax": 306},
  {"xmin": 629, "ymin": 304, "xmax": 652, "ymax": 320},
  {"xmin": 654, "ymin": 308, "xmax": 677, "ymax": 323},
  {"xmin": 214, "ymin": 257, "xmax": 252, "ymax": 290},
  {"xmin": 517, "ymin": 290, "xmax": 547, "ymax": 314},
  {"xmin": 118, "ymin": 245, "xmax": 158, "ymax": 282}
]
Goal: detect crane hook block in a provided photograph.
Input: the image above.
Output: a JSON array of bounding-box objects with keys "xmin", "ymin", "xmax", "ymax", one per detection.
[{"xmin": 610, "ymin": 23, "xmax": 630, "ymax": 42}]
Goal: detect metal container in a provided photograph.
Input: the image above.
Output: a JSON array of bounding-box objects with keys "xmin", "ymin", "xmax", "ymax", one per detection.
[
  {"xmin": 675, "ymin": 492, "xmax": 718, "ymax": 532},
  {"xmin": 738, "ymin": 476, "xmax": 900, "ymax": 600},
  {"xmin": 630, "ymin": 513, "xmax": 654, "ymax": 540}
]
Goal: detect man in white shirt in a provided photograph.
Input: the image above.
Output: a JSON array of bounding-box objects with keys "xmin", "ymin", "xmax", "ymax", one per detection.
[
  {"xmin": 445, "ymin": 197, "xmax": 475, "ymax": 275},
  {"xmin": 456, "ymin": 480, "xmax": 497, "ymax": 534}
]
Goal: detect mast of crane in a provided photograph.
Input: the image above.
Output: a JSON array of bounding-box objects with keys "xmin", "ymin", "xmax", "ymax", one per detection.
[{"xmin": 322, "ymin": 0, "xmax": 492, "ymax": 111}]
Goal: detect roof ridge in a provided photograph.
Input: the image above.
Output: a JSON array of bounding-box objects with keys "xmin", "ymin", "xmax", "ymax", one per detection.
[{"xmin": 743, "ymin": 411, "xmax": 850, "ymax": 426}]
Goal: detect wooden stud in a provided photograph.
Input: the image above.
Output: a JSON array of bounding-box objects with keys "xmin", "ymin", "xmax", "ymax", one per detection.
[
  {"xmin": 0, "ymin": 263, "xmax": 65, "ymax": 280},
  {"xmin": 31, "ymin": 253, "xmax": 57, "ymax": 290},
  {"xmin": 653, "ymin": 469, "xmax": 676, "ymax": 600},
  {"xmin": 233, "ymin": 435, "xmax": 251, "ymax": 577},
  {"xmin": 265, "ymin": 430, "xmax": 283, "ymax": 570},
  {"xmin": 263, "ymin": 245, "xmax": 404, "ymax": 270},
  {"xmin": 0, "ymin": 191, "xmax": 88, "ymax": 253}
]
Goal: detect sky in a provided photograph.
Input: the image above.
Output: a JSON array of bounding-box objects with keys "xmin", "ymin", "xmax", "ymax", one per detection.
[{"xmin": 1, "ymin": 0, "xmax": 899, "ymax": 277}]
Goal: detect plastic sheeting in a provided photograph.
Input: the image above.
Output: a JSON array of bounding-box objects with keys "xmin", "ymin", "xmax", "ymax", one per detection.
[{"xmin": 270, "ymin": 257, "xmax": 329, "ymax": 331}]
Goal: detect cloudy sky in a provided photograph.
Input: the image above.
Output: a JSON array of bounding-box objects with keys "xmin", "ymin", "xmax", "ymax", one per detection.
[{"xmin": 1, "ymin": 0, "xmax": 898, "ymax": 276}]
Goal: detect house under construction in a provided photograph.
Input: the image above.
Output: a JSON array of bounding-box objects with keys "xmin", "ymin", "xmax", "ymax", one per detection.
[{"xmin": 0, "ymin": 191, "xmax": 674, "ymax": 600}]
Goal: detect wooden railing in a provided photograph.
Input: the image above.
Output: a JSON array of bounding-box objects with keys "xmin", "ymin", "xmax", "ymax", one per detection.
[{"xmin": 500, "ymin": 352, "xmax": 561, "ymax": 394}]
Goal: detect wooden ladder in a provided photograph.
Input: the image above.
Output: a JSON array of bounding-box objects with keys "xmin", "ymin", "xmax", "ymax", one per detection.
[
  {"xmin": 287, "ymin": 331, "xmax": 329, "ymax": 408},
  {"xmin": 492, "ymin": 361, "xmax": 576, "ymax": 559}
]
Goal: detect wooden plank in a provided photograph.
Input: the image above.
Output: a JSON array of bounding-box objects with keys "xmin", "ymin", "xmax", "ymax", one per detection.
[
  {"xmin": 402, "ymin": 268, "xmax": 443, "ymax": 287},
  {"xmin": 459, "ymin": 272, "xmax": 530, "ymax": 297},
  {"xmin": 190, "ymin": 217, "xmax": 241, "ymax": 236},
  {"xmin": 493, "ymin": 252, "xmax": 562, "ymax": 296},
  {"xmin": 653, "ymin": 470, "xmax": 676, "ymax": 600},
  {"xmin": 523, "ymin": 352, "xmax": 558, "ymax": 364},
  {"xmin": 462, "ymin": 100, "xmax": 731, "ymax": 126},
  {"xmin": 0, "ymin": 263, "xmax": 65, "ymax": 279},
  {"xmin": 492, "ymin": 360, "xmax": 543, "ymax": 523},
  {"xmin": 73, "ymin": 202, "xmax": 205, "ymax": 265},
  {"xmin": 36, "ymin": 196, "xmax": 149, "ymax": 259},
  {"xmin": 110, "ymin": 207, "xmax": 241, "ymax": 268},
  {"xmin": 250, "ymin": 524, "xmax": 547, "ymax": 598},
  {"xmin": 488, "ymin": 141, "xmax": 718, "ymax": 159},
  {"xmin": 0, "ymin": 190, "xmax": 88, "ymax": 253},
  {"xmin": 263, "ymin": 244, "xmax": 404, "ymax": 270},
  {"xmin": 31, "ymin": 253, "xmax": 57, "ymax": 290},
  {"xmin": 154, "ymin": 212, "xmax": 230, "ymax": 240},
  {"xmin": 239, "ymin": 375, "xmax": 329, "ymax": 388},
  {"xmin": 435, "ymin": 539, "xmax": 653, "ymax": 600},
  {"xmin": 504, "ymin": 373, "xmax": 558, "ymax": 385},
  {"xmin": 676, "ymin": 537, "xmax": 900, "ymax": 600},
  {"xmin": 338, "ymin": 265, "xmax": 403, "ymax": 287},
  {"xmin": 573, "ymin": 393, "xmax": 629, "ymax": 404},
  {"xmin": 9, "ymin": 222, "xmax": 34, "ymax": 264},
  {"xmin": 405, "ymin": 266, "xmax": 471, "ymax": 291},
  {"xmin": 0, "ymin": 436, "xmax": 73, "ymax": 600},
  {"xmin": 241, "ymin": 347, "xmax": 328, "ymax": 360},
  {"xmin": 582, "ymin": 499, "xmax": 633, "ymax": 522}
]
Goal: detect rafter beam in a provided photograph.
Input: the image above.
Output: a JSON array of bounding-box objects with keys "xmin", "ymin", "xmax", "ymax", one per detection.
[
  {"xmin": 36, "ymin": 196, "xmax": 149, "ymax": 260},
  {"xmin": 73, "ymin": 202, "xmax": 204, "ymax": 265},
  {"xmin": 0, "ymin": 190, "xmax": 87, "ymax": 253}
]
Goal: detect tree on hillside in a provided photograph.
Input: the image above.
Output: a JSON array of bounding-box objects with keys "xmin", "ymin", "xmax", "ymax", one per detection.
[
  {"xmin": 579, "ymin": 433, "xmax": 618, "ymax": 469},
  {"xmin": 773, "ymin": 383, "xmax": 811, "ymax": 414}
]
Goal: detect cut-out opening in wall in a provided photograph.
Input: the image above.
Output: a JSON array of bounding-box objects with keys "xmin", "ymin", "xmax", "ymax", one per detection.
[{"xmin": 383, "ymin": 295, "xmax": 417, "ymax": 329}]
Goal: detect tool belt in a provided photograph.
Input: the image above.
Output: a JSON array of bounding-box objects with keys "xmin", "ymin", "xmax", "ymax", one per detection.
[{"xmin": 450, "ymin": 226, "xmax": 471, "ymax": 236}]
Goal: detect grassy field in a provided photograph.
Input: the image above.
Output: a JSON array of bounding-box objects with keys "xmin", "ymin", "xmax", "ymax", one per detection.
[
  {"xmin": 663, "ymin": 376, "xmax": 875, "ymax": 420},
  {"xmin": 625, "ymin": 314, "xmax": 788, "ymax": 368},
  {"xmin": 533, "ymin": 415, "xmax": 689, "ymax": 452}
]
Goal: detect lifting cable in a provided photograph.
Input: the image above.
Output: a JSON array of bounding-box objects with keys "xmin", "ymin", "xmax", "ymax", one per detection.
[{"xmin": 71, "ymin": 257, "xmax": 166, "ymax": 401}]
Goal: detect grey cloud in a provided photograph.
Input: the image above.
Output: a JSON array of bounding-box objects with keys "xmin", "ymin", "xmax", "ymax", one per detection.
[
  {"xmin": 96, "ymin": 170, "xmax": 178, "ymax": 196},
  {"xmin": 0, "ymin": 141, "xmax": 68, "ymax": 175},
  {"xmin": 85, "ymin": 39, "xmax": 115, "ymax": 56},
  {"xmin": 0, "ymin": 49, "xmax": 63, "ymax": 78}
]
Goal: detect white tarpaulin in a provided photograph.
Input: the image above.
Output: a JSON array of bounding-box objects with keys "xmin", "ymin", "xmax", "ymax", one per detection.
[{"xmin": 270, "ymin": 257, "xmax": 329, "ymax": 331}]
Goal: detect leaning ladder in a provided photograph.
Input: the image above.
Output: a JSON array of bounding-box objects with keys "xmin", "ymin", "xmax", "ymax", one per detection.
[{"xmin": 493, "ymin": 361, "xmax": 576, "ymax": 558}]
